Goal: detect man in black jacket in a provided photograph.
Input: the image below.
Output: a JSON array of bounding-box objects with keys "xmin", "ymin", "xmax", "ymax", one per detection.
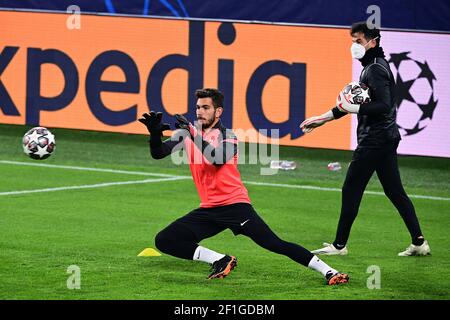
[{"xmin": 300, "ymin": 22, "xmax": 430, "ymax": 257}]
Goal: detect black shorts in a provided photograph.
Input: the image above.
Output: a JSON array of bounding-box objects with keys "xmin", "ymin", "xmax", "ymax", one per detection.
[{"xmin": 172, "ymin": 202, "xmax": 266, "ymax": 242}]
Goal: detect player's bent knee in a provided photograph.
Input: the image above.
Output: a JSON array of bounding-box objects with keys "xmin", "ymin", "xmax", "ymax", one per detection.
[{"xmin": 154, "ymin": 231, "xmax": 174, "ymax": 254}]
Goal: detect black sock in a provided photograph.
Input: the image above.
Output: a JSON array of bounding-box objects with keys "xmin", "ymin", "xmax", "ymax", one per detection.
[
  {"xmin": 333, "ymin": 242, "xmax": 346, "ymax": 250},
  {"xmin": 412, "ymin": 237, "xmax": 425, "ymax": 246}
]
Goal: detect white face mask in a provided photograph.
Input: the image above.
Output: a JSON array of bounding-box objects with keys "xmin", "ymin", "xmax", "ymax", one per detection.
[{"xmin": 350, "ymin": 37, "xmax": 379, "ymax": 59}]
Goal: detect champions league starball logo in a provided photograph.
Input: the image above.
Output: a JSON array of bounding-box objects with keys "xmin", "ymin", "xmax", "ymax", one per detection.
[{"xmin": 388, "ymin": 52, "xmax": 438, "ymax": 136}]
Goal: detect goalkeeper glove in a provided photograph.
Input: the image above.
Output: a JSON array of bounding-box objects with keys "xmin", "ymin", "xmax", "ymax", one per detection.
[
  {"xmin": 174, "ymin": 114, "xmax": 198, "ymax": 138},
  {"xmin": 300, "ymin": 111, "xmax": 334, "ymax": 133},
  {"xmin": 138, "ymin": 111, "xmax": 170, "ymax": 136},
  {"xmin": 336, "ymin": 91, "xmax": 360, "ymax": 114}
]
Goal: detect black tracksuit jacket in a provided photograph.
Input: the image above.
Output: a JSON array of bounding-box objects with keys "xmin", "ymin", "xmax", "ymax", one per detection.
[{"xmin": 332, "ymin": 46, "xmax": 401, "ymax": 148}]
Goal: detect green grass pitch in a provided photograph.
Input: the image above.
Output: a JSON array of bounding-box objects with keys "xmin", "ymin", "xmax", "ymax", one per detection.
[{"xmin": 0, "ymin": 124, "xmax": 449, "ymax": 300}]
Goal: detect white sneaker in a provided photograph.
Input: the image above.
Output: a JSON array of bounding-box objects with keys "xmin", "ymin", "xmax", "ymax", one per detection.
[
  {"xmin": 398, "ymin": 240, "xmax": 431, "ymax": 256},
  {"xmin": 311, "ymin": 242, "xmax": 348, "ymax": 256}
]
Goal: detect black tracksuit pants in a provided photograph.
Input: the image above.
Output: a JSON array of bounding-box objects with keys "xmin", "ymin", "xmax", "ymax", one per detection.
[
  {"xmin": 155, "ymin": 203, "xmax": 314, "ymax": 266},
  {"xmin": 333, "ymin": 141, "xmax": 423, "ymax": 247}
]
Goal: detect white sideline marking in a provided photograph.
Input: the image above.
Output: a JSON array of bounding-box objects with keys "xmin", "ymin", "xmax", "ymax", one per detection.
[
  {"xmin": 243, "ymin": 181, "xmax": 450, "ymax": 201},
  {"xmin": 1, "ymin": 160, "xmax": 449, "ymax": 201},
  {"xmin": 0, "ymin": 177, "xmax": 187, "ymax": 196},
  {"xmin": 0, "ymin": 160, "xmax": 182, "ymax": 178}
]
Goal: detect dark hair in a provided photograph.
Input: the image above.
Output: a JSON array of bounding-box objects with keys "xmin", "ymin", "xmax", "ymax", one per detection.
[
  {"xmin": 195, "ymin": 88, "xmax": 224, "ymax": 109},
  {"xmin": 350, "ymin": 21, "xmax": 381, "ymax": 47}
]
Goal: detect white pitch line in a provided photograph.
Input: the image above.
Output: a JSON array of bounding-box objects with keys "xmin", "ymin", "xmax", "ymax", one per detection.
[
  {"xmin": 0, "ymin": 160, "xmax": 184, "ymax": 178},
  {"xmin": 1, "ymin": 160, "xmax": 449, "ymax": 201},
  {"xmin": 0, "ymin": 177, "xmax": 188, "ymax": 196},
  {"xmin": 243, "ymin": 181, "xmax": 450, "ymax": 201}
]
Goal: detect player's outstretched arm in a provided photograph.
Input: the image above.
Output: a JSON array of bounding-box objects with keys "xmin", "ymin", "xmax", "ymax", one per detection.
[
  {"xmin": 138, "ymin": 111, "xmax": 177, "ymax": 159},
  {"xmin": 300, "ymin": 110, "xmax": 335, "ymax": 133}
]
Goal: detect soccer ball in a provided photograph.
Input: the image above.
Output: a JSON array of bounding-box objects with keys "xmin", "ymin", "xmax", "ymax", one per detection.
[
  {"xmin": 339, "ymin": 81, "xmax": 371, "ymax": 105},
  {"xmin": 22, "ymin": 127, "xmax": 56, "ymax": 160}
]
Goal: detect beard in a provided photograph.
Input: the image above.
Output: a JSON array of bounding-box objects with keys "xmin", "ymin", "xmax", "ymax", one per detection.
[{"xmin": 198, "ymin": 112, "xmax": 216, "ymax": 129}]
